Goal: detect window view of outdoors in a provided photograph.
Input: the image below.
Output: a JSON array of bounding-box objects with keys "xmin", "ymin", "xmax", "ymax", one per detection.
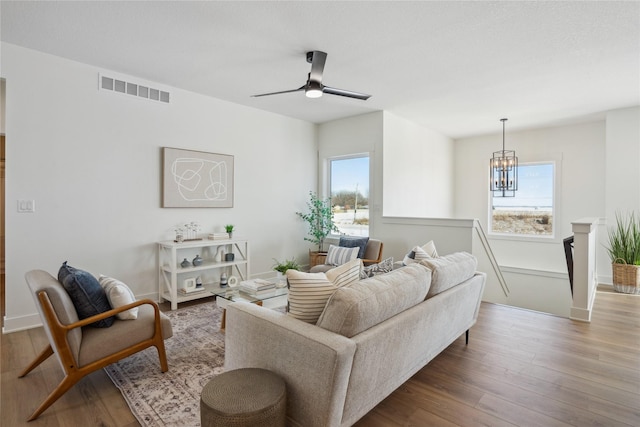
[
  {"xmin": 330, "ymin": 156, "xmax": 369, "ymax": 237},
  {"xmin": 491, "ymin": 163, "xmax": 554, "ymax": 236}
]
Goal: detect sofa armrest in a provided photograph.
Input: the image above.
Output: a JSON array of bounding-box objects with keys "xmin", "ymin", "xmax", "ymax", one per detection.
[{"xmin": 225, "ymin": 302, "xmax": 356, "ymax": 427}]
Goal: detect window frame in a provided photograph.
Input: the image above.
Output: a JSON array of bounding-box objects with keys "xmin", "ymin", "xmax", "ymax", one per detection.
[
  {"xmin": 327, "ymin": 153, "xmax": 370, "ymax": 238},
  {"xmin": 488, "ymin": 159, "xmax": 559, "ymax": 242}
]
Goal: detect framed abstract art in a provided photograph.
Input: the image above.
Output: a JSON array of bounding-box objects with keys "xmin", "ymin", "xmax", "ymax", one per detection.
[{"xmin": 162, "ymin": 147, "xmax": 234, "ymax": 208}]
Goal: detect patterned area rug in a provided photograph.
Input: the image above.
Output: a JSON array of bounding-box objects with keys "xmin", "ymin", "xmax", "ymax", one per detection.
[{"xmin": 104, "ymin": 301, "xmax": 225, "ymax": 427}]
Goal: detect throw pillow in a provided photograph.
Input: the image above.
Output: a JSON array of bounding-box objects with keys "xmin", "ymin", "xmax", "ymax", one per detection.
[
  {"xmin": 403, "ymin": 240, "xmax": 439, "ymax": 265},
  {"xmin": 339, "ymin": 236, "xmax": 369, "ymax": 259},
  {"xmin": 99, "ymin": 275, "xmax": 138, "ymax": 320},
  {"xmin": 325, "ymin": 244, "xmax": 359, "ymax": 266},
  {"xmin": 287, "ymin": 258, "xmax": 361, "ymax": 324},
  {"xmin": 360, "ymin": 257, "xmax": 394, "ymax": 279},
  {"xmin": 420, "ymin": 252, "xmax": 478, "ymax": 298},
  {"xmin": 58, "ymin": 262, "xmax": 115, "ymax": 328}
]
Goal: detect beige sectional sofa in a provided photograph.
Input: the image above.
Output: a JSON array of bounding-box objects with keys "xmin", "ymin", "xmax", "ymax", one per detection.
[{"xmin": 224, "ymin": 252, "xmax": 486, "ymax": 427}]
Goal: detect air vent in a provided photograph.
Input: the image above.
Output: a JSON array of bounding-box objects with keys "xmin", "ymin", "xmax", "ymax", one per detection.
[{"xmin": 99, "ymin": 74, "xmax": 170, "ymax": 103}]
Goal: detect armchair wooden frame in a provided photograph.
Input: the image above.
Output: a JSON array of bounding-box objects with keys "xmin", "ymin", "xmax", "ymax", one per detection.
[
  {"xmin": 362, "ymin": 241, "xmax": 384, "ymax": 266},
  {"xmin": 19, "ymin": 292, "xmax": 169, "ymax": 421}
]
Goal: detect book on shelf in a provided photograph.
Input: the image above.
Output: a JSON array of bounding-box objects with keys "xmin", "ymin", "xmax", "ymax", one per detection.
[
  {"xmin": 208, "ymin": 233, "xmax": 230, "ymax": 240},
  {"xmin": 179, "ymin": 286, "xmax": 207, "ymax": 295}
]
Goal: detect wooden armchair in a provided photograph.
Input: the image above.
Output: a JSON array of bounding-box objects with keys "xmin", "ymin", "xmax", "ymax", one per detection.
[
  {"xmin": 310, "ymin": 238, "xmax": 384, "ymax": 273},
  {"xmin": 20, "ymin": 270, "xmax": 173, "ymax": 421}
]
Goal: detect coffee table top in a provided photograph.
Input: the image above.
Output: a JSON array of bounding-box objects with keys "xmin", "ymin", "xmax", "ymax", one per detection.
[{"xmin": 212, "ymin": 285, "xmax": 288, "ymax": 304}]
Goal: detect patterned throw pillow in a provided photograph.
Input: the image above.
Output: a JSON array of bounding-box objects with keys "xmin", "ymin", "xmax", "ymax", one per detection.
[
  {"xmin": 325, "ymin": 244, "xmax": 359, "ymax": 266},
  {"xmin": 287, "ymin": 258, "xmax": 361, "ymax": 323},
  {"xmin": 58, "ymin": 262, "xmax": 115, "ymax": 328},
  {"xmin": 403, "ymin": 240, "xmax": 439, "ymax": 265},
  {"xmin": 360, "ymin": 257, "xmax": 394, "ymax": 279},
  {"xmin": 99, "ymin": 275, "xmax": 138, "ymax": 320}
]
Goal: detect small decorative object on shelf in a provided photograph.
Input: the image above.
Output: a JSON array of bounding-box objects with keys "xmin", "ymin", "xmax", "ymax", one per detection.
[
  {"xmin": 196, "ymin": 276, "xmax": 203, "ymax": 287},
  {"xmin": 225, "ymin": 253, "xmax": 235, "ymax": 262},
  {"xmin": 215, "ymin": 247, "xmax": 225, "ymax": 262},
  {"xmin": 220, "ymin": 272, "xmax": 228, "ymax": 287},
  {"xmin": 175, "ymin": 221, "xmax": 202, "ymax": 242},
  {"xmin": 225, "ymin": 224, "xmax": 235, "ymax": 239},
  {"xmin": 193, "ymin": 254, "xmax": 203, "ymax": 266},
  {"xmin": 181, "ymin": 258, "xmax": 191, "ymax": 268}
]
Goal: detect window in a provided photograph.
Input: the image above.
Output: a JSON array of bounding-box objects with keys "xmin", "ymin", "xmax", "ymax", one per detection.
[
  {"xmin": 490, "ymin": 162, "xmax": 555, "ymax": 237},
  {"xmin": 329, "ymin": 155, "xmax": 369, "ymax": 237}
]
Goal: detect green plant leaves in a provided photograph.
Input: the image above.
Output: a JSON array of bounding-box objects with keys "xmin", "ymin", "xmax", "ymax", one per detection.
[
  {"xmin": 296, "ymin": 191, "xmax": 340, "ymax": 251},
  {"xmin": 607, "ymin": 211, "xmax": 640, "ymax": 265}
]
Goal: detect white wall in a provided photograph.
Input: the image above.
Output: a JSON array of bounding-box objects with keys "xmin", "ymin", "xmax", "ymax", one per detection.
[
  {"xmin": 318, "ymin": 111, "xmax": 384, "ymax": 238},
  {"xmin": 318, "ymin": 111, "xmax": 457, "ymax": 262},
  {"xmin": 383, "ymin": 112, "xmax": 454, "ymax": 218},
  {"xmin": 602, "ymin": 106, "xmax": 640, "ymax": 283},
  {"xmin": 455, "ymin": 120, "xmax": 606, "ymax": 273},
  {"xmin": 2, "ymin": 43, "xmax": 317, "ymax": 331}
]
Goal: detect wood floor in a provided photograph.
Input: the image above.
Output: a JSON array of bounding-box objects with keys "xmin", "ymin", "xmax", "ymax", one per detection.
[{"xmin": 2, "ymin": 287, "xmax": 639, "ymax": 427}]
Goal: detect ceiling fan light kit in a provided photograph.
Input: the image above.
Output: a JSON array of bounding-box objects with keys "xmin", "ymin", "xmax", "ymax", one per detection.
[
  {"xmin": 305, "ymin": 80, "xmax": 323, "ymax": 98},
  {"xmin": 252, "ymin": 50, "xmax": 371, "ymax": 101}
]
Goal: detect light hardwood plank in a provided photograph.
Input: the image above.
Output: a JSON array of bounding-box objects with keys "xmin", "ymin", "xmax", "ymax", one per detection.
[{"xmin": 2, "ymin": 289, "xmax": 639, "ymax": 427}]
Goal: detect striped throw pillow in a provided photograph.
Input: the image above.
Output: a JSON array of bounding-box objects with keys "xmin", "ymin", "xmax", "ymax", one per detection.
[
  {"xmin": 287, "ymin": 258, "xmax": 362, "ymax": 323},
  {"xmin": 325, "ymin": 244, "xmax": 359, "ymax": 266}
]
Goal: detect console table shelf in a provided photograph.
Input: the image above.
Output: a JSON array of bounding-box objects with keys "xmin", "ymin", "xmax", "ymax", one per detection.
[{"xmin": 157, "ymin": 239, "xmax": 250, "ymax": 310}]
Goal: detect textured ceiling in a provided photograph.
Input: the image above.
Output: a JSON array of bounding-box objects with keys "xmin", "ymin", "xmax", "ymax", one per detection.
[{"xmin": 1, "ymin": 1, "xmax": 639, "ymax": 138}]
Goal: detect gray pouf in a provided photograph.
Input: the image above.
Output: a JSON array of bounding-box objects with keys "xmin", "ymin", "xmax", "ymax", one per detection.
[{"xmin": 200, "ymin": 368, "xmax": 286, "ymax": 427}]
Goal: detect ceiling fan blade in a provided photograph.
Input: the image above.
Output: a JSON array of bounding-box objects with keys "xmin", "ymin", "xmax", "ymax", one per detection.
[
  {"xmin": 251, "ymin": 86, "xmax": 305, "ymax": 98},
  {"xmin": 307, "ymin": 51, "xmax": 327, "ymax": 82},
  {"xmin": 323, "ymin": 85, "xmax": 371, "ymax": 100}
]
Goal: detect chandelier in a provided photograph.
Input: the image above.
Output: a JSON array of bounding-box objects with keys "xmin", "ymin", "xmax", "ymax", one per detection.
[{"xmin": 490, "ymin": 118, "xmax": 518, "ymax": 197}]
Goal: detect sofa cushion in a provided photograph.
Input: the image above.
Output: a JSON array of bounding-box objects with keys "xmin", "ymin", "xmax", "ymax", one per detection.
[
  {"xmin": 360, "ymin": 257, "xmax": 394, "ymax": 279},
  {"xmin": 402, "ymin": 240, "xmax": 438, "ymax": 265},
  {"xmin": 325, "ymin": 244, "xmax": 359, "ymax": 266},
  {"xmin": 99, "ymin": 275, "xmax": 138, "ymax": 320},
  {"xmin": 339, "ymin": 236, "xmax": 369, "ymax": 259},
  {"xmin": 420, "ymin": 252, "xmax": 477, "ymax": 298},
  {"xmin": 58, "ymin": 262, "xmax": 115, "ymax": 328},
  {"xmin": 317, "ymin": 263, "xmax": 431, "ymax": 337},
  {"xmin": 287, "ymin": 258, "xmax": 361, "ymax": 323}
]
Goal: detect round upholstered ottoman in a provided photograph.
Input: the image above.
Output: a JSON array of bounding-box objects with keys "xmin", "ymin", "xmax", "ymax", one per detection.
[{"xmin": 200, "ymin": 368, "xmax": 286, "ymax": 427}]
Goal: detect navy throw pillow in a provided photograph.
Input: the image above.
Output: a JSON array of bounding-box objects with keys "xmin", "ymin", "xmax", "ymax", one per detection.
[
  {"xmin": 58, "ymin": 261, "xmax": 115, "ymax": 328},
  {"xmin": 339, "ymin": 236, "xmax": 370, "ymax": 259}
]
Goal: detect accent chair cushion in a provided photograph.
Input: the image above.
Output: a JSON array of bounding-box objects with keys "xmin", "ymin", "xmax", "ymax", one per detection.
[
  {"xmin": 420, "ymin": 252, "xmax": 477, "ymax": 298},
  {"xmin": 360, "ymin": 257, "xmax": 394, "ymax": 279},
  {"xmin": 339, "ymin": 236, "xmax": 370, "ymax": 259},
  {"xmin": 317, "ymin": 263, "xmax": 432, "ymax": 337},
  {"xmin": 325, "ymin": 244, "xmax": 359, "ymax": 266},
  {"xmin": 99, "ymin": 275, "xmax": 138, "ymax": 320},
  {"xmin": 58, "ymin": 262, "xmax": 115, "ymax": 328},
  {"xmin": 287, "ymin": 258, "xmax": 361, "ymax": 323}
]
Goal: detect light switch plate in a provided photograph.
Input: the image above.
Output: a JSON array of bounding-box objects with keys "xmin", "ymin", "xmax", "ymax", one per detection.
[{"xmin": 17, "ymin": 199, "xmax": 35, "ymax": 213}]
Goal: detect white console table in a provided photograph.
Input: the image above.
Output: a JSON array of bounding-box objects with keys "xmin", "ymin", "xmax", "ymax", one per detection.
[{"xmin": 158, "ymin": 239, "xmax": 249, "ymax": 310}]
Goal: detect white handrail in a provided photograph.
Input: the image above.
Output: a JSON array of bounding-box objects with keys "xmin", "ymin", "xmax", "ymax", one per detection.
[{"xmin": 473, "ymin": 219, "xmax": 510, "ymax": 297}]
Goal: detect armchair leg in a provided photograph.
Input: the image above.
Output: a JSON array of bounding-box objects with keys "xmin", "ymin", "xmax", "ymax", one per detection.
[
  {"xmin": 465, "ymin": 329, "xmax": 469, "ymax": 345},
  {"xmin": 27, "ymin": 373, "xmax": 80, "ymax": 421},
  {"xmin": 155, "ymin": 341, "xmax": 169, "ymax": 373},
  {"xmin": 19, "ymin": 345, "xmax": 54, "ymax": 378}
]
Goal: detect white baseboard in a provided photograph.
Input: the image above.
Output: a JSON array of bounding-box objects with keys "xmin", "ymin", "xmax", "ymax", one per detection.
[{"xmin": 3, "ymin": 312, "xmax": 41, "ymax": 334}]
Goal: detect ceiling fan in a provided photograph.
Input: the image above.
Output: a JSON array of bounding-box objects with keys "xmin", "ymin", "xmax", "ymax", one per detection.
[{"xmin": 252, "ymin": 51, "xmax": 371, "ymax": 100}]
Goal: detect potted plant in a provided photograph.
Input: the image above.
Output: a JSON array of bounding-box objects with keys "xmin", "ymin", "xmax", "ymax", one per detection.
[
  {"xmin": 272, "ymin": 257, "xmax": 301, "ymax": 274},
  {"xmin": 225, "ymin": 224, "xmax": 234, "ymax": 239},
  {"xmin": 297, "ymin": 191, "xmax": 340, "ymax": 265},
  {"xmin": 606, "ymin": 211, "xmax": 640, "ymax": 294}
]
